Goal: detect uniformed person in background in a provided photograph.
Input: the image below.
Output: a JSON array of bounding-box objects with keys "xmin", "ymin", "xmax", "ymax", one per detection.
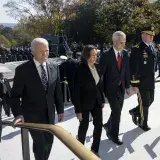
[
  {"xmin": 0, "ymin": 73, "xmax": 11, "ymax": 117},
  {"xmin": 0, "ymin": 44, "xmax": 7, "ymax": 63},
  {"xmin": 59, "ymin": 55, "xmax": 68, "ymax": 102},
  {"xmin": 64, "ymin": 51, "xmax": 78, "ymax": 103},
  {"xmin": 155, "ymin": 44, "xmax": 160, "ymax": 78},
  {"xmin": 129, "ymin": 26, "xmax": 156, "ymax": 131},
  {"xmin": 0, "ymin": 73, "xmax": 11, "ymax": 142},
  {"xmin": 59, "ymin": 52, "xmax": 78, "ymax": 103}
]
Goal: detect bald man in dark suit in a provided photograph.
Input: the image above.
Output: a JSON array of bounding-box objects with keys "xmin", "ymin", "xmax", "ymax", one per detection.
[{"xmin": 10, "ymin": 38, "xmax": 64, "ymax": 160}]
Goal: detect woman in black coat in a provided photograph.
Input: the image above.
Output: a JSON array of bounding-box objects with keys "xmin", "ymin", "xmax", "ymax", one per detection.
[{"xmin": 74, "ymin": 45, "xmax": 105, "ymax": 157}]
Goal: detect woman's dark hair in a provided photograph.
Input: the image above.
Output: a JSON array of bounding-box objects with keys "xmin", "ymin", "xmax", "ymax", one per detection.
[{"xmin": 81, "ymin": 45, "xmax": 96, "ymax": 64}]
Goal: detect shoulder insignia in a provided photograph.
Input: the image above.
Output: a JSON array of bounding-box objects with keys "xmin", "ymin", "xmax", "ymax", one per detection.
[{"xmin": 133, "ymin": 44, "xmax": 139, "ymax": 48}]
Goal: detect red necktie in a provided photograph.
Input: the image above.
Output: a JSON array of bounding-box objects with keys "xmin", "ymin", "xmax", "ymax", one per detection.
[{"xmin": 117, "ymin": 52, "xmax": 122, "ymax": 71}]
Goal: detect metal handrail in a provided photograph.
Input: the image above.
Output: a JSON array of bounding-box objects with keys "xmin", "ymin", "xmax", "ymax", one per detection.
[{"xmin": 2, "ymin": 121, "xmax": 99, "ymax": 160}]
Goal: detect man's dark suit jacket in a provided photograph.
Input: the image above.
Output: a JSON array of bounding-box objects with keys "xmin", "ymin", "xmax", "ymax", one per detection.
[
  {"xmin": 10, "ymin": 59, "xmax": 64, "ymax": 124},
  {"xmin": 0, "ymin": 82, "xmax": 3, "ymax": 98},
  {"xmin": 0, "ymin": 80, "xmax": 11, "ymax": 116},
  {"xmin": 59, "ymin": 58, "xmax": 78, "ymax": 89},
  {"xmin": 63, "ymin": 58, "xmax": 78, "ymax": 102},
  {"xmin": 99, "ymin": 47, "xmax": 130, "ymax": 101},
  {"xmin": 74, "ymin": 63, "xmax": 105, "ymax": 113},
  {"xmin": 64, "ymin": 58, "xmax": 78, "ymax": 86},
  {"xmin": 130, "ymin": 41, "xmax": 155, "ymax": 89}
]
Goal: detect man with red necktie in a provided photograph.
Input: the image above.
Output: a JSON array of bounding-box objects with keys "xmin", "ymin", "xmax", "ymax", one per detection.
[{"xmin": 99, "ymin": 31, "xmax": 130, "ymax": 145}]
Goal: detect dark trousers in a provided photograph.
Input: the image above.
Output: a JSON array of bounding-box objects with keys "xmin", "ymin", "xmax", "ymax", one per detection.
[
  {"xmin": 131, "ymin": 89, "xmax": 154, "ymax": 126},
  {"xmin": 0, "ymin": 104, "xmax": 2, "ymax": 142},
  {"xmin": 155, "ymin": 61, "xmax": 160, "ymax": 75},
  {"xmin": 26, "ymin": 109, "xmax": 54, "ymax": 160},
  {"xmin": 61, "ymin": 83, "xmax": 70, "ymax": 102},
  {"xmin": 1, "ymin": 94, "xmax": 10, "ymax": 116},
  {"xmin": 78, "ymin": 106, "xmax": 103, "ymax": 153},
  {"xmin": 68, "ymin": 84, "xmax": 74, "ymax": 103},
  {"xmin": 158, "ymin": 63, "xmax": 160, "ymax": 76},
  {"xmin": 104, "ymin": 89, "xmax": 124, "ymax": 139},
  {"xmin": 29, "ymin": 130, "xmax": 53, "ymax": 160}
]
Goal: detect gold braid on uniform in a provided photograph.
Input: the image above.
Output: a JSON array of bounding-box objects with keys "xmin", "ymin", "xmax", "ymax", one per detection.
[
  {"xmin": 130, "ymin": 44, "xmax": 140, "ymax": 85},
  {"xmin": 137, "ymin": 91, "xmax": 144, "ymax": 126},
  {"xmin": 130, "ymin": 75, "xmax": 140, "ymax": 84}
]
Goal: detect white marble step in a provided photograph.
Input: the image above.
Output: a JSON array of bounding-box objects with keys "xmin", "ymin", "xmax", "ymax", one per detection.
[
  {"xmin": 1, "ymin": 82, "xmax": 160, "ymax": 160},
  {"xmin": 123, "ymin": 147, "xmax": 159, "ymax": 160},
  {"xmin": 122, "ymin": 126, "xmax": 160, "ymax": 159}
]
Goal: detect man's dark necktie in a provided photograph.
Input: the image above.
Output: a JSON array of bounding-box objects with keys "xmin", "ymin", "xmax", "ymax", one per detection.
[
  {"xmin": 117, "ymin": 52, "xmax": 122, "ymax": 71},
  {"xmin": 40, "ymin": 64, "xmax": 48, "ymax": 91}
]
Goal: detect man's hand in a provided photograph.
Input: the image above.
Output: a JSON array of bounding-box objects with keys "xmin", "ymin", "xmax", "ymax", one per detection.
[
  {"xmin": 132, "ymin": 87, "xmax": 139, "ymax": 93},
  {"xmin": 126, "ymin": 88, "xmax": 130, "ymax": 95},
  {"xmin": 76, "ymin": 113, "xmax": 83, "ymax": 121},
  {"xmin": 13, "ymin": 115, "xmax": 24, "ymax": 125},
  {"xmin": 58, "ymin": 113, "xmax": 64, "ymax": 122}
]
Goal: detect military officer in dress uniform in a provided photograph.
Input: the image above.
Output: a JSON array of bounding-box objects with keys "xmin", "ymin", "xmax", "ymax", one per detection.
[{"xmin": 129, "ymin": 26, "xmax": 156, "ymax": 131}]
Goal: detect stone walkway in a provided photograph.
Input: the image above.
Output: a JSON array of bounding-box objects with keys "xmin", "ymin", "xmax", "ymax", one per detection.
[{"xmin": 0, "ymin": 61, "xmax": 160, "ymax": 160}]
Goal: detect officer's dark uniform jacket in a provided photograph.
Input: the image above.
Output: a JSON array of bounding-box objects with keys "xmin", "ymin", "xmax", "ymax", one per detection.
[{"xmin": 130, "ymin": 41, "xmax": 156, "ymax": 89}]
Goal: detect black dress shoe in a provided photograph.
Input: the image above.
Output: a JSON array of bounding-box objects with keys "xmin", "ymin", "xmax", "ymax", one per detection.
[
  {"xmin": 103, "ymin": 123, "xmax": 108, "ymax": 131},
  {"xmin": 129, "ymin": 110, "xmax": 138, "ymax": 125},
  {"xmin": 156, "ymin": 75, "xmax": 160, "ymax": 79},
  {"xmin": 107, "ymin": 133, "xmax": 123, "ymax": 145},
  {"xmin": 139, "ymin": 125, "xmax": 151, "ymax": 131},
  {"xmin": 89, "ymin": 114, "xmax": 93, "ymax": 122}
]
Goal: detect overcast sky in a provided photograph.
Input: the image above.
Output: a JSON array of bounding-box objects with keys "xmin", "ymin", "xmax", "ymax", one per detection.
[{"xmin": 0, "ymin": 0, "xmax": 17, "ymax": 23}]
